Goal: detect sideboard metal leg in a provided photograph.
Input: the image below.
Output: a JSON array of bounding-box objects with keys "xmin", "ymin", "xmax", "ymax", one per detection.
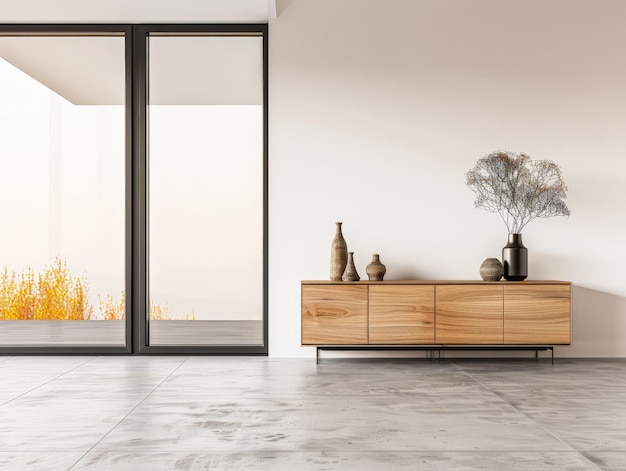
[{"xmin": 312, "ymin": 345, "xmax": 557, "ymax": 363}]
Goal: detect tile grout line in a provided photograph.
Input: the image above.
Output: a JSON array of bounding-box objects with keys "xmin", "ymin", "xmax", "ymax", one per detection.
[
  {"xmin": 66, "ymin": 448, "xmax": 621, "ymax": 453},
  {"xmin": 66, "ymin": 356, "xmax": 190, "ymax": 471},
  {"xmin": 1, "ymin": 448, "xmax": 623, "ymax": 454},
  {"xmin": 0, "ymin": 356, "xmax": 99, "ymax": 408},
  {"xmin": 447, "ymin": 359, "xmax": 605, "ymax": 471}
]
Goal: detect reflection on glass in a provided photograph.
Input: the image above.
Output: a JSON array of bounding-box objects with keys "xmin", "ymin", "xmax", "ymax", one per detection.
[
  {"xmin": 148, "ymin": 35, "xmax": 263, "ymax": 346},
  {"xmin": 0, "ymin": 36, "xmax": 125, "ymax": 345}
]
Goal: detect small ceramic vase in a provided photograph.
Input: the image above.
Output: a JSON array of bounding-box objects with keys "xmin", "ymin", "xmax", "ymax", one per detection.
[
  {"xmin": 480, "ymin": 258, "xmax": 504, "ymax": 281},
  {"xmin": 342, "ymin": 252, "xmax": 360, "ymax": 281},
  {"xmin": 365, "ymin": 254, "xmax": 386, "ymax": 281}
]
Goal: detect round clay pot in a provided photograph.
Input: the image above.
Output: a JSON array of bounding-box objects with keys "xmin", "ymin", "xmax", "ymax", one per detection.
[
  {"xmin": 480, "ymin": 258, "xmax": 504, "ymax": 281},
  {"xmin": 366, "ymin": 254, "xmax": 386, "ymax": 281}
]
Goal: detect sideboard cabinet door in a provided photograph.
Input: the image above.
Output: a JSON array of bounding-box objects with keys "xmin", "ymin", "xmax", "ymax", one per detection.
[
  {"xmin": 302, "ymin": 284, "xmax": 368, "ymax": 345},
  {"xmin": 436, "ymin": 285, "xmax": 503, "ymax": 344},
  {"xmin": 504, "ymin": 285, "xmax": 571, "ymax": 345},
  {"xmin": 369, "ymin": 285, "xmax": 435, "ymax": 344}
]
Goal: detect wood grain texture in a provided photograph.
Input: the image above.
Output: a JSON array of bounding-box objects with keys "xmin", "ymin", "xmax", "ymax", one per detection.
[
  {"xmin": 369, "ymin": 285, "xmax": 435, "ymax": 344},
  {"xmin": 504, "ymin": 285, "xmax": 571, "ymax": 344},
  {"xmin": 302, "ymin": 284, "xmax": 368, "ymax": 345},
  {"xmin": 301, "ymin": 281, "xmax": 572, "ymax": 347},
  {"xmin": 435, "ymin": 285, "xmax": 503, "ymax": 344}
]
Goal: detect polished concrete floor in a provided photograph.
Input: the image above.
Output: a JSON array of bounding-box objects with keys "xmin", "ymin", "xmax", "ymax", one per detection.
[{"xmin": 0, "ymin": 356, "xmax": 624, "ymax": 470}]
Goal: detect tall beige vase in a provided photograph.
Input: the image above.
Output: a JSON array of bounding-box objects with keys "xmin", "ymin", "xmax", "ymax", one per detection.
[{"xmin": 330, "ymin": 222, "xmax": 348, "ymax": 281}]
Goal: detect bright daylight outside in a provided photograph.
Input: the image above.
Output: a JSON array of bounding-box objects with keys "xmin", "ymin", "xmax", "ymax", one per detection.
[
  {"xmin": 0, "ymin": 34, "xmax": 264, "ymax": 347},
  {"xmin": 0, "ymin": 36, "xmax": 126, "ymax": 345},
  {"xmin": 147, "ymin": 35, "xmax": 264, "ymax": 346}
]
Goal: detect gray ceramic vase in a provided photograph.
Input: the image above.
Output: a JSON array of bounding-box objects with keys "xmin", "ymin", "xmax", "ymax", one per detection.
[
  {"xmin": 342, "ymin": 252, "xmax": 360, "ymax": 281},
  {"xmin": 366, "ymin": 254, "xmax": 386, "ymax": 281},
  {"xmin": 480, "ymin": 258, "xmax": 504, "ymax": 281}
]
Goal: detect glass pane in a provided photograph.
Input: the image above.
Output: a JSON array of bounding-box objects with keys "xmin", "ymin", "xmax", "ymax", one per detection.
[
  {"xmin": 148, "ymin": 35, "xmax": 264, "ymax": 346},
  {"xmin": 0, "ymin": 35, "xmax": 126, "ymax": 346}
]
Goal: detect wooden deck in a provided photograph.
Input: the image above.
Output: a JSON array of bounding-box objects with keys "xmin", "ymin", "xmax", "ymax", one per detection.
[{"xmin": 0, "ymin": 320, "xmax": 263, "ymax": 347}]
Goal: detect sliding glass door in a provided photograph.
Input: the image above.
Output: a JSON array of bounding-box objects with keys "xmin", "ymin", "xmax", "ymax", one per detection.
[
  {"xmin": 0, "ymin": 24, "xmax": 267, "ymax": 354},
  {"xmin": 146, "ymin": 33, "xmax": 265, "ymax": 348},
  {"xmin": 0, "ymin": 29, "xmax": 129, "ymax": 350}
]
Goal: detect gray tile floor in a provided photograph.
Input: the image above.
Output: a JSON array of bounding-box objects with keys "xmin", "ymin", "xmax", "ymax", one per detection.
[{"xmin": 0, "ymin": 356, "xmax": 624, "ymax": 470}]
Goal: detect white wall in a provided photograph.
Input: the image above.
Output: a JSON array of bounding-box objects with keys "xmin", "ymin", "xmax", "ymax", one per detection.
[{"xmin": 269, "ymin": 0, "xmax": 626, "ymax": 357}]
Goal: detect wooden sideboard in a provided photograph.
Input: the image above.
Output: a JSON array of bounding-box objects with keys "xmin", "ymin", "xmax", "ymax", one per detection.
[{"xmin": 302, "ymin": 280, "xmax": 571, "ymax": 360}]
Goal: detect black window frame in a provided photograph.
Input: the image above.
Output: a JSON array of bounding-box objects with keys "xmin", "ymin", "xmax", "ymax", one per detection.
[{"xmin": 0, "ymin": 23, "xmax": 268, "ymax": 355}]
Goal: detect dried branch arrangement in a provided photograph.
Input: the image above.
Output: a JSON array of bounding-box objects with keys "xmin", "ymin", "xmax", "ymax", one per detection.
[{"xmin": 465, "ymin": 151, "xmax": 570, "ymax": 234}]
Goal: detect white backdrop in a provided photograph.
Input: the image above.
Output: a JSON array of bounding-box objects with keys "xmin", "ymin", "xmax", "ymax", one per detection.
[{"xmin": 268, "ymin": 0, "xmax": 626, "ymax": 357}]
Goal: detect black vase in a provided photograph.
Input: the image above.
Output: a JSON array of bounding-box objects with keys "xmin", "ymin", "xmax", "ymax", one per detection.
[{"xmin": 502, "ymin": 234, "xmax": 528, "ymax": 281}]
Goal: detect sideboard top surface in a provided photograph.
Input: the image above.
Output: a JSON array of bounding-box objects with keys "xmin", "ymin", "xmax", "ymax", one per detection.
[{"xmin": 302, "ymin": 280, "xmax": 572, "ymax": 285}]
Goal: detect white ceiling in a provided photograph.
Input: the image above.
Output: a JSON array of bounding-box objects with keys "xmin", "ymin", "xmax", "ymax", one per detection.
[
  {"xmin": 0, "ymin": 0, "xmax": 269, "ymax": 106},
  {"xmin": 0, "ymin": 35, "xmax": 263, "ymax": 105},
  {"xmin": 0, "ymin": 36, "xmax": 125, "ymax": 105},
  {"xmin": 150, "ymin": 36, "xmax": 263, "ymax": 106},
  {"xmin": 0, "ymin": 0, "xmax": 276, "ymax": 23}
]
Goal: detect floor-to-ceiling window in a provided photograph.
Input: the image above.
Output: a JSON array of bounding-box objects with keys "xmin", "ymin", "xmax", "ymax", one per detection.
[
  {"xmin": 0, "ymin": 25, "xmax": 267, "ymax": 354},
  {"xmin": 0, "ymin": 28, "xmax": 130, "ymax": 350},
  {"xmin": 145, "ymin": 32, "xmax": 265, "ymax": 348}
]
